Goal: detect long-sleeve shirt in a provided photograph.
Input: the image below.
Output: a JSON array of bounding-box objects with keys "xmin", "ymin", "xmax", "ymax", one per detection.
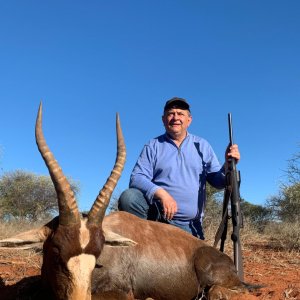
[{"xmin": 129, "ymin": 132, "xmax": 226, "ymax": 224}]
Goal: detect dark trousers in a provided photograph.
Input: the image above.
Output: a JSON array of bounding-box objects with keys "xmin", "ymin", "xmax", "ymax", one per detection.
[{"xmin": 118, "ymin": 188, "xmax": 204, "ymax": 240}]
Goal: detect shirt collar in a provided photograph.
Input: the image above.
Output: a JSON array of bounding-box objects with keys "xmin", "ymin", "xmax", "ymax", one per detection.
[{"xmin": 164, "ymin": 131, "xmax": 190, "ymax": 143}]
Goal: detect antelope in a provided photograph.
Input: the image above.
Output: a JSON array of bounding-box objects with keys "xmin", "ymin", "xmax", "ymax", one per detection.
[{"xmin": 0, "ymin": 104, "xmax": 257, "ymax": 300}]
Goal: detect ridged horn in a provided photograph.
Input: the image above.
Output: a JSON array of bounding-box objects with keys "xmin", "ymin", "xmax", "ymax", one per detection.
[
  {"xmin": 35, "ymin": 102, "xmax": 80, "ymax": 226},
  {"xmin": 88, "ymin": 113, "xmax": 126, "ymax": 225}
]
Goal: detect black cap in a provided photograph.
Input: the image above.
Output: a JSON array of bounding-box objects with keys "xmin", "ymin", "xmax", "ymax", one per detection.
[{"xmin": 164, "ymin": 97, "xmax": 190, "ymax": 112}]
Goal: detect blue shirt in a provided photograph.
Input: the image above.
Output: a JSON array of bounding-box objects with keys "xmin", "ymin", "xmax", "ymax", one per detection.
[{"xmin": 129, "ymin": 133, "xmax": 225, "ymax": 224}]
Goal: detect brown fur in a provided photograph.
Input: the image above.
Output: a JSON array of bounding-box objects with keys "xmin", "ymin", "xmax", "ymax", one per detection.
[
  {"xmin": 89, "ymin": 211, "xmax": 248, "ymax": 299},
  {"xmin": 0, "ymin": 211, "xmax": 251, "ymax": 299}
]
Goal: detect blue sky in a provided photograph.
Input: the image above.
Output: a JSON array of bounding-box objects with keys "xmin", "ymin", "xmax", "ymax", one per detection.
[{"xmin": 0, "ymin": 1, "xmax": 299, "ymax": 212}]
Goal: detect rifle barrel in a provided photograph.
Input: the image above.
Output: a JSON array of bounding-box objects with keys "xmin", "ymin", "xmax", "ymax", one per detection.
[
  {"xmin": 228, "ymin": 113, "xmax": 244, "ymax": 281},
  {"xmin": 228, "ymin": 113, "xmax": 234, "ymax": 146}
]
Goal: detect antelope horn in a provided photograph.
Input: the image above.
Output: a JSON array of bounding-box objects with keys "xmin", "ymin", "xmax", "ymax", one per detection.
[
  {"xmin": 35, "ymin": 102, "xmax": 80, "ymax": 226},
  {"xmin": 88, "ymin": 113, "xmax": 126, "ymax": 225}
]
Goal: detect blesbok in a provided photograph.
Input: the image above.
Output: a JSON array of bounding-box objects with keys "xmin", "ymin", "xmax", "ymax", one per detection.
[{"xmin": 0, "ymin": 104, "xmax": 257, "ymax": 300}]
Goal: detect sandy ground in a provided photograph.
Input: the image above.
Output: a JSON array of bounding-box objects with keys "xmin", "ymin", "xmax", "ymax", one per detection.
[{"xmin": 0, "ymin": 241, "xmax": 299, "ymax": 299}]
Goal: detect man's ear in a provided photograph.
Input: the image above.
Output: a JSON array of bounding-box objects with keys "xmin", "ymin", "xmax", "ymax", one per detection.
[
  {"xmin": 162, "ymin": 114, "xmax": 166, "ymax": 126},
  {"xmin": 103, "ymin": 229, "xmax": 137, "ymax": 247},
  {"xmin": 187, "ymin": 114, "xmax": 192, "ymax": 127}
]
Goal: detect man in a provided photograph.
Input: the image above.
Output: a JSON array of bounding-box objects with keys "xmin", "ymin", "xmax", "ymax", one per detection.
[{"xmin": 119, "ymin": 97, "xmax": 240, "ymax": 239}]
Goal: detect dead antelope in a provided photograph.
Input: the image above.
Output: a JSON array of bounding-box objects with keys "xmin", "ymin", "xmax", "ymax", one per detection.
[{"xmin": 0, "ymin": 104, "xmax": 256, "ymax": 300}]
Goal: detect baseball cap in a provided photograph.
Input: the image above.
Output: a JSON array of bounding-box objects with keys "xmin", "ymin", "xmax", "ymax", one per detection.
[{"xmin": 164, "ymin": 97, "xmax": 190, "ymax": 112}]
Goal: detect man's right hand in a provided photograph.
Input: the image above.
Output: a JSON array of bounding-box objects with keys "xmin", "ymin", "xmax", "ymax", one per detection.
[{"xmin": 154, "ymin": 188, "xmax": 178, "ymax": 220}]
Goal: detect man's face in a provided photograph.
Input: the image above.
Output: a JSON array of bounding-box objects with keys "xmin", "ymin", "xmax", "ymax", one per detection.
[{"xmin": 162, "ymin": 108, "xmax": 192, "ymax": 137}]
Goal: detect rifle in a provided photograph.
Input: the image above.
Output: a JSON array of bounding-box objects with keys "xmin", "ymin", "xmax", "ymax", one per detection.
[{"xmin": 214, "ymin": 113, "xmax": 244, "ymax": 281}]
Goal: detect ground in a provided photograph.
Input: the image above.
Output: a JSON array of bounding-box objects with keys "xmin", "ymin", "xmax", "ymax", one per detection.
[
  {"xmin": 242, "ymin": 242, "xmax": 299, "ymax": 300},
  {"xmin": 0, "ymin": 241, "xmax": 299, "ymax": 300}
]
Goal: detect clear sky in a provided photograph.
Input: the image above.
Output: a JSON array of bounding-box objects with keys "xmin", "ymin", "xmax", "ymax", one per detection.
[{"xmin": 0, "ymin": 1, "xmax": 299, "ymax": 212}]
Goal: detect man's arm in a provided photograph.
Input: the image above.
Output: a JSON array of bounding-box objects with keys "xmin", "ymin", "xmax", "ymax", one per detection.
[
  {"xmin": 129, "ymin": 145, "xmax": 160, "ymax": 203},
  {"xmin": 130, "ymin": 144, "xmax": 178, "ymax": 220}
]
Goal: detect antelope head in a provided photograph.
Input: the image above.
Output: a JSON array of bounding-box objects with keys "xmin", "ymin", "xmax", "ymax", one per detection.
[{"xmin": 33, "ymin": 103, "xmax": 129, "ymax": 300}]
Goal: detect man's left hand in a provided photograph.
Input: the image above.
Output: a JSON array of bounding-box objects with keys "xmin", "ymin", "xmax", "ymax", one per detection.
[{"xmin": 226, "ymin": 144, "xmax": 240, "ymax": 163}]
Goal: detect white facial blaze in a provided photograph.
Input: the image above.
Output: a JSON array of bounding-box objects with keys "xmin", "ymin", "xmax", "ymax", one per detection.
[
  {"xmin": 67, "ymin": 254, "xmax": 96, "ymax": 300},
  {"xmin": 65, "ymin": 220, "xmax": 95, "ymax": 299},
  {"xmin": 79, "ymin": 219, "xmax": 90, "ymax": 249}
]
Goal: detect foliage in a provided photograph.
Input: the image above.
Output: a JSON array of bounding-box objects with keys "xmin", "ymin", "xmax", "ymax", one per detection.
[
  {"xmin": 264, "ymin": 221, "xmax": 300, "ymax": 251},
  {"xmin": 0, "ymin": 170, "xmax": 80, "ymax": 221},
  {"xmin": 0, "ymin": 146, "xmax": 3, "ymax": 172},
  {"xmin": 267, "ymin": 147, "xmax": 300, "ymax": 223},
  {"xmin": 241, "ymin": 200, "xmax": 272, "ymax": 231},
  {"xmin": 267, "ymin": 183, "xmax": 300, "ymax": 223},
  {"xmin": 203, "ymin": 184, "xmax": 223, "ymax": 234},
  {"xmin": 108, "ymin": 193, "xmax": 120, "ymax": 213},
  {"xmin": 285, "ymin": 149, "xmax": 300, "ymax": 184}
]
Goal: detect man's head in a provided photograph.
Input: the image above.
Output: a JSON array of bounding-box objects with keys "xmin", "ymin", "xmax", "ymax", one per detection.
[{"xmin": 162, "ymin": 97, "xmax": 192, "ymax": 140}]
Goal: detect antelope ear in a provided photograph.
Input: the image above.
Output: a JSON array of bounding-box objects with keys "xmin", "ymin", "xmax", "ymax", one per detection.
[
  {"xmin": 0, "ymin": 221, "xmax": 55, "ymax": 249},
  {"xmin": 103, "ymin": 229, "xmax": 137, "ymax": 247}
]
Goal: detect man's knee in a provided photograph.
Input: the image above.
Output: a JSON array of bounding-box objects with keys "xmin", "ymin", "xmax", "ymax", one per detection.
[{"xmin": 118, "ymin": 188, "xmax": 144, "ymax": 211}]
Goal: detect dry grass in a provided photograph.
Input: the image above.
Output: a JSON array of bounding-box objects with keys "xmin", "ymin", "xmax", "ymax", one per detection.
[
  {"xmin": 204, "ymin": 216, "xmax": 300, "ymax": 252},
  {"xmin": 264, "ymin": 221, "xmax": 300, "ymax": 251},
  {"xmin": 0, "ymin": 220, "xmax": 47, "ymax": 240}
]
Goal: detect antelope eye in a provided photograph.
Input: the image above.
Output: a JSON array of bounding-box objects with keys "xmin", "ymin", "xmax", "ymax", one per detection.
[
  {"xmin": 95, "ymin": 263, "xmax": 103, "ymax": 269},
  {"xmin": 52, "ymin": 246, "xmax": 60, "ymax": 255}
]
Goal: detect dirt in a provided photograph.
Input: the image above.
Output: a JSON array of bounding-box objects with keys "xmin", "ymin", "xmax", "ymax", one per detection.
[
  {"xmin": 241, "ymin": 242, "xmax": 300, "ymax": 300},
  {"xmin": 0, "ymin": 242, "xmax": 299, "ymax": 300}
]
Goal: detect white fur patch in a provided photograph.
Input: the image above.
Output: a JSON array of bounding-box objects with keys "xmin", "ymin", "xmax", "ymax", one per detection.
[
  {"xmin": 79, "ymin": 219, "xmax": 90, "ymax": 249},
  {"xmin": 67, "ymin": 254, "xmax": 96, "ymax": 300}
]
